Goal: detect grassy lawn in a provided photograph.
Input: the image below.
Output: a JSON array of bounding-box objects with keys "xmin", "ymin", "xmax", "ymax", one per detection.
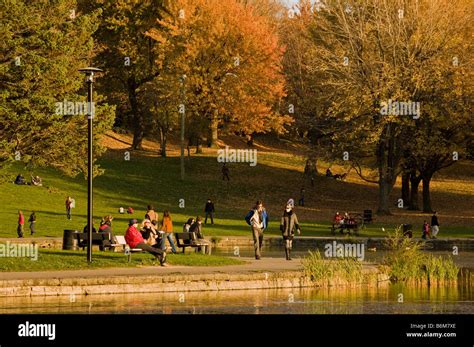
[
  {"xmin": 0, "ymin": 134, "xmax": 472, "ymax": 241},
  {"xmin": 0, "ymin": 248, "xmax": 245, "ymax": 272}
]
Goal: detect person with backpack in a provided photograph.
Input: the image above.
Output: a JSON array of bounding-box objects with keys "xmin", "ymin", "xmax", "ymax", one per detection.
[
  {"xmin": 245, "ymin": 200, "xmax": 269, "ymax": 260},
  {"xmin": 280, "ymin": 199, "xmax": 301, "ymax": 261},
  {"xmin": 28, "ymin": 212, "xmax": 36, "ymax": 236}
]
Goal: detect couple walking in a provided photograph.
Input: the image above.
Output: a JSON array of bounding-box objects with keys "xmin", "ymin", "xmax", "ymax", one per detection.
[{"xmin": 246, "ymin": 199, "xmax": 301, "ymax": 261}]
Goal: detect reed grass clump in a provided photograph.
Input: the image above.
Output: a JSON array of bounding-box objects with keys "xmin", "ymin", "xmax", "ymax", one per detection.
[{"xmin": 382, "ymin": 227, "xmax": 459, "ymax": 284}]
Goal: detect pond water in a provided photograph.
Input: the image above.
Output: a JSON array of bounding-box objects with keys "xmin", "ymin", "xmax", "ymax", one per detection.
[{"xmin": 1, "ymin": 270, "xmax": 472, "ymax": 314}]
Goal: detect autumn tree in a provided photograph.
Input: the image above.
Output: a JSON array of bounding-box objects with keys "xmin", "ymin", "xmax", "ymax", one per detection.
[
  {"xmin": 146, "ymin": 0, "xmax": 292, "ymax": 148},
  {"xmin": 0, "ymin": 0, "xmax": 115, "ymax": 177},
  {"xmin": 295, "ymin": 0, "xmax": 473, "ymax": 215}
]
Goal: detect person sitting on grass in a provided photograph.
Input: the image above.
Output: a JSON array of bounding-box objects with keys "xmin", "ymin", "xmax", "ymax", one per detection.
[
  {"xmin": 421, "ymin": 221, "xmax": 431, "ymax": 239},
  {"xmin": 325, "ymin": 168, "xmax": 333, "ymax": 177},
  {"xmin": 125, "ymin": 219, "xmax": 166, "ymax": 266},
  {"xmin": 14, "ymin": 174, "xmax": 26, "ymax": 185},
  {"xmin": 30, "ymin": 175, "xmax": 42, "ymax": 186},
  {"xmin": 189, "ymin": 216, "xmax": 212, "ymax": 255}
]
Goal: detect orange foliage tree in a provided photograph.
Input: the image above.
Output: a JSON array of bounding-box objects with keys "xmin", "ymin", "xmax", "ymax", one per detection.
[{"xmin": 146, "ymin": 0, "xmax": 292, "ymax": 148}]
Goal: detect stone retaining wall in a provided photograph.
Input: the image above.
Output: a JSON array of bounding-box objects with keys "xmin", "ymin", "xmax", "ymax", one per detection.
[{"xmin": 0, "ymin": 269, "xmax": 389, "ymax": 298}]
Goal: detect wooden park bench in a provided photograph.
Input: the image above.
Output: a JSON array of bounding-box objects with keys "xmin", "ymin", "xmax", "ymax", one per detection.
[
  {"xmin": 76, "ymin": 232, "xmax": 114, "ymax": 251},
  {"xmin": 175, "ymin": 232, "xmax": 211, "ymax": 254},
  {"xmin": 110, "ymin": 235, "xmax": 145, "ymax": 262}
]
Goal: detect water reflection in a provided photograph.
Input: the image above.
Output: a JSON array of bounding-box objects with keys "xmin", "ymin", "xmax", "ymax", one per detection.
[{"xmin": 1, "ymin": 279, "xmax": 472, "ymax": 314}]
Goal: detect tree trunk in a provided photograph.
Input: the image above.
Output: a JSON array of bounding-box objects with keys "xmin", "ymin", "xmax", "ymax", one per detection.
[
  {"xmin": 207, "ymin": 109, "xmax": 219, "ymax": 148},
  {"xmin": 376, "ymin": 123, "xmax": 402, "ymax": 215},
  {"xmin": 401, "ymin": 171, "xmax": 410, "ymax": 207},
  {"xmin": 195, "ymin": 137, "xmax": 203, "ymax": 154},
  {"xmin": 132, "ymin": 127, "xmax": 144, "ymax": 150},
  {"xmin": 408, "ymin": 172, "xmax": 422, "ymax": 210},
  {"xmin": 377, "ymin": 180, "xmax": 392, "ymax": 215},
  {"xmin": 422, "ymin": 174, "xmax": 433, "ymax": 213},
  {"xmin": 128, "ymin": 79, "xmax": 144, "ymax": 150},
  {"xmin": 159, "ymin": 128, "xmax": 167, "ymax": 158}
]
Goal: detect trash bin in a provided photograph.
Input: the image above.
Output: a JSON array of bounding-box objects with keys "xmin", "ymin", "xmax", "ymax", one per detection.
[{"xmin": 63, "ymin": 230, "xmax": 79, "ymax": 250}]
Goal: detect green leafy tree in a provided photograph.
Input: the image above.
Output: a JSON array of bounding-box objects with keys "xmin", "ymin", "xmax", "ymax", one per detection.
[{"xmin": 0, "ymin": 0, "xmax": 115, "ymax": 177}]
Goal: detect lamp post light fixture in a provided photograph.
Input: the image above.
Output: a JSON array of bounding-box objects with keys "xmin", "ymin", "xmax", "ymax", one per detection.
[
  {"xmin": 78, "ymin": 67, "xmax": 103, "ymax": 263},
  {"xmin": 179, "ymin": 74, "xmax": 187, "ymax": 181}
]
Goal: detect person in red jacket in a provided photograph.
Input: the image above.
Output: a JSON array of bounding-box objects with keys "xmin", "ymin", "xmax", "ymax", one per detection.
[
  {"xmin": 125, "ymin": 219, "xmax": 166, "ymax": 265},
  {"xmin": 17, "ymin": 210, "xmax": 24, "ymax": 238}
]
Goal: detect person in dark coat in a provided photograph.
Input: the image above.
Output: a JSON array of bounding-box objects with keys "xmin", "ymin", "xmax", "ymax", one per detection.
[
  {"xmin": 28, "ymin": 212, "xmax": 36, "ymax": 235},
  {"xmin": 204, "ymin": 198, "xmax": 215, "ymax": 224},
  {"xmin": 280, "ymin": 199, "xmax": 301, "ymax": 260},
  {"xmin": 189, "ymin": 216, "xmax": 212, "ymax": 254},
  {"xmin": 222, "ymin": 163, "xmax": 230, "ymax": 181}
]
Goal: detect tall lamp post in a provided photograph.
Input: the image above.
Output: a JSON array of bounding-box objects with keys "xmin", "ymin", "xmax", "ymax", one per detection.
[
  {"xmin": 79, "ymin": 67, "xmax": 102, "ymax": 263},
  {"xmin": 179, "ymin": 74, "xmax": 187, "ymax": 181}
]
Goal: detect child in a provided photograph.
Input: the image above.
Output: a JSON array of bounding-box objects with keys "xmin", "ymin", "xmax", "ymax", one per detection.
[{"xmin": 422, "ymin": 221, "xmax": 430, "ymax": 239}]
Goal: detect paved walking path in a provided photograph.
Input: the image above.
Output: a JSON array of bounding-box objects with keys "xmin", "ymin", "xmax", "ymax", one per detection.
[{"xmin": 0, "ymin": 256, "xmax": 305, "ymax": 281}]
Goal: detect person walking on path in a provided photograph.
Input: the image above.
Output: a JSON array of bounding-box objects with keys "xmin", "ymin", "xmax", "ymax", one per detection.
[
  {"xmin": 431, "ymin": 211, "xmax": 440, "ymax": 239},
  {"xmin": 222, "ymin": 163, "xmax": 230, "ymax": 181},
  {"xmin": 125, "ymin": 219, "xmax": 166, "ymax": 265},
  {"xmin": 65, "ymin": 196, "xmax": 73, "ymax": 220},
  {"xmin": 28, "ymin": 212, "xmax": 36, "ymax": 236},
  {"xmin": 280, "ymin": 199, "xmax": 301, "ymax": 261},
  {"xmin": 245, "ymin": 200, "xmax": 269, "ymax": 260},
  {"xmin": 17, "ymin": 210, "xmax": 24, "ymax": 238},
  {"xmin": 204, "ymin": 198, "xmax": 215, "ymax": 224},
  {"xmin": 161, "ymin": 211, "xmax": 177, "ymax": 254}
]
